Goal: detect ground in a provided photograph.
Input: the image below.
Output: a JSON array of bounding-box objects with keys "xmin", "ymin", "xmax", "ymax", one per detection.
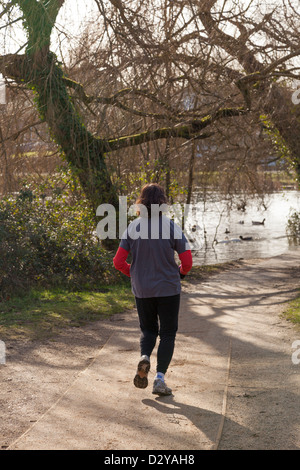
[{"xmin": 0, "ymin": 252, "xmax": 300, "ymax": 450}]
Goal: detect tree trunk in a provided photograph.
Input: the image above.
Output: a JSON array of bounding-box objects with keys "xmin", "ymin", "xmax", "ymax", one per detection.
[
  {"xmin": 32, "ymin": 53, "xmax": 118, "ymax": 211},
  {"xmin": 2, "ymin": 51, "xmax": 118, "ymax": 212}
]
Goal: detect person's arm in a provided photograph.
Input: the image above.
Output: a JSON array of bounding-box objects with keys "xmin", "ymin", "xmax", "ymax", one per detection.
[
  {"xmin": 113, "ymin": 246, "xmax": 131, "ymax": 277},
  {"xmin": 178, "ymin": 250, "xmax": 193, "ymax": 278},
  {"xmin": 172, "ymin": 220, "xmax": 193, "ymax": 278}
]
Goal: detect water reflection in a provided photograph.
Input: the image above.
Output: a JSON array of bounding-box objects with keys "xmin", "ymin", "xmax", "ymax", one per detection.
[{"xmin": 185, "ymin": 191, "xmax": 300, "ymax": 266}]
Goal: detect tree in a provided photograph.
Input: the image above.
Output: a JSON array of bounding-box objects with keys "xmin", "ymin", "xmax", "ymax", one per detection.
[
  {"xmin": 0, "ymin": 0, "xmax": 249, "ymax": 209},
  {"xmin": 192, "ymin": 0, "xmax": 300, "ymax": 181},
  {"xmin": 96, "ymin": 0, "xmax": 300, "ymax": 184},
  {"xmin": 0, "ymin": 0, "xmax": 299, "ymax": 213}
]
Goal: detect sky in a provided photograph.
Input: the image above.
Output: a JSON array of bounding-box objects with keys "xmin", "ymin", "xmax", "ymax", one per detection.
[
  {"xmin": 0, "ymin": 0, "xmax": 292, "ymax": 56},
  {"xmin": 1, "ymin": 0, "xmax": 299, "ymax": 72},
  {"xmin": 1, "ymin": 1, "xmax": 298, "ymax": 105},
  {"xmin": 0, "ymin": 0, "xmax": 99, "ymax": 57},
  {"xmin": 0, "ymin": 0, "xmax": 97, "ymax": 98},
  {"xmin": 52, "ymin": 0, "xmax": 99, "ymax": 54}
]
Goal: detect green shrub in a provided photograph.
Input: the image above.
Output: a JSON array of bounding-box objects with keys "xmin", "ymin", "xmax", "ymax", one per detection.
[
  {"xmin": 0, "ymin": 167, "xmax": 119, "ymax": 297},
  {"xmin": 286, "ymin": 211, "xmax": 300, "ymax": 241}
]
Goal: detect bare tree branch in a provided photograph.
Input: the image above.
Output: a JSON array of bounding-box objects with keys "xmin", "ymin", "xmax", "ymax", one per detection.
[{"xmin": 0, "ymin": 120, "xmax": 42, "ymax": 144}]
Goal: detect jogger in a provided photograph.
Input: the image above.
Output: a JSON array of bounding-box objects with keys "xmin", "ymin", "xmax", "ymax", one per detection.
[{"xmin": 113, "ymin": 183, "xmax": 193, "ymax": 395}]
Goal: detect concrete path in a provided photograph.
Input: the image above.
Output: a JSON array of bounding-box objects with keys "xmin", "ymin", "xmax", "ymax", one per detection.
[{"xmin": 8, "ymin": 251, "xmax": 300, "ymax": 450}]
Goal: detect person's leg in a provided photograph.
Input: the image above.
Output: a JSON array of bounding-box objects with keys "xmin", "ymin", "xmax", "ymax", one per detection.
[
  {"xmin": 134, "ymin": 297, "xmax": 158, "ymax": 388},
  {"xmin": 152, "ymin": 294, "xmax": 180, "ymax": 395},
  {"xmin": 135, "ymin": 296, "xmax": 158, "ymax": 358},
  {"xmin": 156, "ymin": 294, "xmax": 180, "ymax": 374}
]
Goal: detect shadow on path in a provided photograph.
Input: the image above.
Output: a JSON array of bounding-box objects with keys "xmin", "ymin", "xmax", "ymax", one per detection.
[{"xmin": 142, "ymin": 396, "xmax": 249, "ymax": 449}]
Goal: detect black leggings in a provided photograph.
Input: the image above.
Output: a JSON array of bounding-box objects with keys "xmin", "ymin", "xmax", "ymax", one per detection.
[{"xmin": 135, "ymin": 294, "xmax": 180, "ymax": 374}]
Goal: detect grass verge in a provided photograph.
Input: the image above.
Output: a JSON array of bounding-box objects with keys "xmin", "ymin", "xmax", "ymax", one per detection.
[
  {"xmin": 0, "ymin": 281, "xmax": 134, "ymax": 341},
  {"xmin": 283, "ymin": 290, "xmax": 300, "ymax": 326}
]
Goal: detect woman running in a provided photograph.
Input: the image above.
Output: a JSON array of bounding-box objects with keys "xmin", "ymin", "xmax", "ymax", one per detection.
[{"xmin": 113, "ymin": 183, "xmax": 193, "ymax": 395}]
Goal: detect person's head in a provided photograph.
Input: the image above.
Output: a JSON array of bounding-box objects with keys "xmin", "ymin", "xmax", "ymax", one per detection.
[{"xmin": 136, "ymin": 183, "xmax": 168, "ymax": 217}]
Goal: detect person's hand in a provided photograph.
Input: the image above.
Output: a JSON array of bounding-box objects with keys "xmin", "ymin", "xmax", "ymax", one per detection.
[{"xmin": 178, "ymin": 266, "xmax": 186, "ymax": 279}]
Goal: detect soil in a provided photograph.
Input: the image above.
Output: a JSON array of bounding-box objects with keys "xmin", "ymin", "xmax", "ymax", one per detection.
[{"xmin": 0, "ymin": 317, "xmax": 117, "ymax": 450}]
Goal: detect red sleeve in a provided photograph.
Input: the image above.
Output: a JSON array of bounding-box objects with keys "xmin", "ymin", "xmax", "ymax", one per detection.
[
  {"xmin": 179, "ymin": 250, "xmax": 193, "ymax": 275},
  {"xmin": 113, "ymin": 247, "xmax": 131, "ymax": 277}
]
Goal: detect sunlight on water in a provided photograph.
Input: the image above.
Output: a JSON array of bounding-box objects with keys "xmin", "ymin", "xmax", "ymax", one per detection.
[{"xmin": 186, "ymin": 191, "xmax": 300, "ymax": 266}]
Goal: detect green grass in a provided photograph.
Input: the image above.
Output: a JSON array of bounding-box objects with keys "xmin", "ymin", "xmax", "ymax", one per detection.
[
  {"xmin": 0, "ymin": 282, "xmax": 134, "ymax": 341},
  {"xmin": 284, "ymin": 290, "xmax": 300, "ymax": 326}
]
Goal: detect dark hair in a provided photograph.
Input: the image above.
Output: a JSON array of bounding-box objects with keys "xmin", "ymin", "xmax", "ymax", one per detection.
[{"xmin": 136, "ymin": 183, "xmax": 168, "ymax": 217}]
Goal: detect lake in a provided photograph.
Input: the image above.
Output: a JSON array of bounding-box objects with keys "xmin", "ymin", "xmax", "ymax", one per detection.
[{"xmin": 185, "ymin": 190, "xmax": 300, "ymax": 266}]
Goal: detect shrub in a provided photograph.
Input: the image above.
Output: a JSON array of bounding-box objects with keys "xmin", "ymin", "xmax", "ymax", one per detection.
[
  {"xmin": 286, "ymin": 211, "xmax": 300, "ymax": 241},
  {"xmin": 0, "ymin": 167, "xmax": 119, "ymax": 297}
]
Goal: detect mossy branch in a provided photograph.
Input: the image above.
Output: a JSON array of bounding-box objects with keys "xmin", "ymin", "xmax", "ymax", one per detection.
[{"xmin": 104, "ymin": 107, "xmax": 247, "ymax": 152}]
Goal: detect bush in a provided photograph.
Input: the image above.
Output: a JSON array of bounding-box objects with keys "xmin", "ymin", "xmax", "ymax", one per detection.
[
  {"xmin": 286, "ymin": 211, "xmax": 300, "ymax": 241},
  {"xmin": 0, "ymin": 167, "xmax": 119, "ymax": 297}
]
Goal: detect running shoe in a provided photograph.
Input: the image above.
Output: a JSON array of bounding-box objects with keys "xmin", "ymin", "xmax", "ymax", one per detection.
[
  {"xmin": 152, "ymin": 378, "xmax": 172, "ymax": 396},
  {"xmin": 133, "ymin": 355, "xmax": 150, "ymax": 389}
]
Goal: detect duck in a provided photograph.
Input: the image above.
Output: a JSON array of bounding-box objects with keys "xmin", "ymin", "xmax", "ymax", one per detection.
[
  {"xmin": 252, "ymin": 218, "xmax": 265, "ymax": 225},
  {"xmin": 225, "ymin": 228, "xmax": 230, "ymax": 234},
  {"xmin": 237, "ymin": 201, "xmax": 247, "ymax": 212},
  {"xmin": 215, "ymin": 237, "xmax": 242, "ymax": 244},
  {"xmin": 239, "ymin": 235, "xmax": 253, "ymax": 241}
]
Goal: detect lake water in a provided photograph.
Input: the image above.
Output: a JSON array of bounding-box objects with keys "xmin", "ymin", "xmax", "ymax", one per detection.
[{"xmin": 184, "ymin": 190, "xmax": 300, "ymax": 266}]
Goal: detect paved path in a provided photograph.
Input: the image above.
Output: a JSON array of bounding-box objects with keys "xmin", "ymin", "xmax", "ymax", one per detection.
[{"xmin": 8, "ymin": 251, "xmax": 300, "ymax": 450}]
